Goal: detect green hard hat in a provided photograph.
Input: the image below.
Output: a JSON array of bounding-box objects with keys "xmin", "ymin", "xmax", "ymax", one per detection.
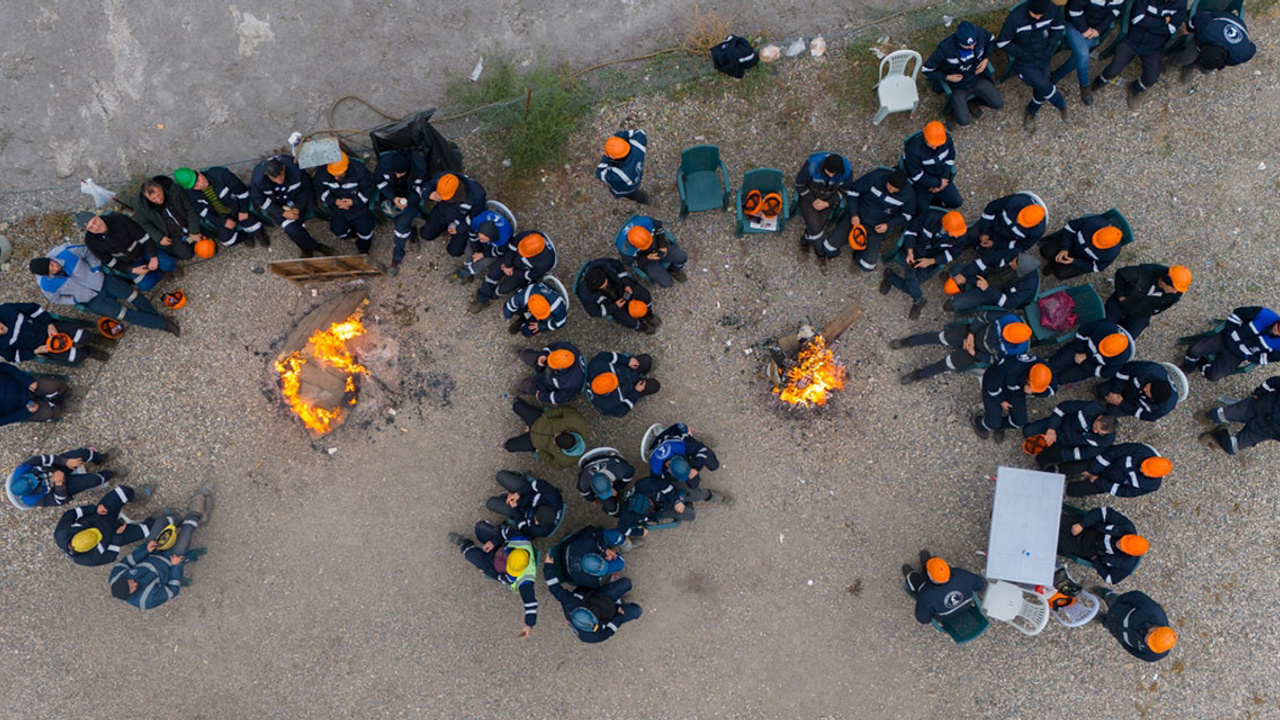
[{"xmin": 173, "ymin": 167, "xmax": 197, "ymax": 189}]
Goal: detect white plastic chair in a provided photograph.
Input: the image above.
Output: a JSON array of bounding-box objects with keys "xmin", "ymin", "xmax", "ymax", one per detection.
[
  {"xmin": 1160, "ymin": 362, "xmax": 1190, "ymax": 405},
  {"xmin": 640, "ymin": 423, "xmax": 664, "ymax": 461},
  {"xmin": 486, "ymin": 200, "xmax": 518, "ymax": 233},
  {"xmin": 1024, "ymin": 191, "xmax": 1049, "ymax": 227},
  {"xmin": 873, "ymin": 50, "xmax": 922, "ymax": 125},
  {"xmin": 578, "ymin": 446, "xmax": 621, "ymax": 469},
  {"xmin": 1051, "ymin": 588, "xmax": 1101, "ymax": 628},
  {"xmin": 542, "ymin": 275, "xmax": 569, "ymax": 313},
  {"xmin": 982, "ymin": 580, "xmax": 1051, "ymax": 636}
]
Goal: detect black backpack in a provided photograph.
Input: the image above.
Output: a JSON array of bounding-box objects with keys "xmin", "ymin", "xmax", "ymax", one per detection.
[{"xmin": 711, "ymin": 35, "xmax": 759, "ymax": 79}]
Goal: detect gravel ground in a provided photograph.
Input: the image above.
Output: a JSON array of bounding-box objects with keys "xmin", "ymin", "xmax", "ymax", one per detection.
[{"xmin": 1, "ymin": 8, "xmax": 1279, "ymax": 720}]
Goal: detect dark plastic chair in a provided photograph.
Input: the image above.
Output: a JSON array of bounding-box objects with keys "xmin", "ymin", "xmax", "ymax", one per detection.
[
  {"xmin": 677, "ymin": 145, "xmax": 732, "ymax": 219},
  {"xmin": 734, "ymin": 169, "xmax": 792, "ymax": 238},
  {"xmin": 904, "ymin": 583, "xmax": 989, "ymax": 645},
  {"xmin": 1099, "ymin": 207, "xmax": 1134, "ymax": 248},
  {"xmin": 1023, "ymin": 284, "xmax": 1105, "ymax": 346}
]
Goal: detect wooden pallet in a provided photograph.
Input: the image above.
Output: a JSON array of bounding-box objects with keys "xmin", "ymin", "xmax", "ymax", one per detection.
[{"xmin": 268, "ymin": 254, "xmax": 384, "ymax": 283}]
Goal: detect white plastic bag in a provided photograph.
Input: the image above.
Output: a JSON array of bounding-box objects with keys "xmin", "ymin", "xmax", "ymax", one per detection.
[{"xmin": 79, "ymin": 179, "xmax": 116, "ymax": 208}]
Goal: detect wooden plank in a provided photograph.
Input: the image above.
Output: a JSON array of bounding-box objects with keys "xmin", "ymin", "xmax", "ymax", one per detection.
[
  {"xmin": 268, "ymin": 254, "xmax": 384, "ymax": 284},
  {"xmin": 776, "ymin": 298, "xmax": 863, "ymax": 357}
]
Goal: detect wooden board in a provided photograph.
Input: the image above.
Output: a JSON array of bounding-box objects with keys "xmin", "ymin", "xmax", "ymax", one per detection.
[
  {"xmin": 277, "ymin": 291, "xmax": 369, "ymax": 361},
  {"xmin": 269, "ymin": 254, "xmax": 384, "ymax": 284},
  {"xmin": 777, "ymin": 299, "xmax": 863, "ymax": 357}
]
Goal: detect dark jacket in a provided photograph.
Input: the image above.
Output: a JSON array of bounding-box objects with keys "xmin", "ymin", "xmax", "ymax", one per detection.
[
  {"xmin": 576, "ymin": 452, "xmax": 634, "ymax": 517},
  {"xmin": 53, "ymin": 486, "xmax": 138, "ymax": 567},
  {"xmin": 314, "ymin": 161, "xmax": 376, "ymax": 217},
  {"xmin": 595, "ymin": 130, "xmax": 647, "ymax": 196},
  {"xmin": 1059, "ymin": 507, "xmax": 1140, "ymax": 584},
  {"xmin": 133, "ymin": 176, "xmax": 202, "ymax": 247},
  {"xmin": 529, "ymin": 341, "xmax": 585, "ymax": 405},
  {"xmin": 795, "ymin": 153, "xmax": 855, "ymax": 203},
  {"xmin": 586, "ymin": 351, "xmax": 644, "ymax": 418},
  {"xmin": 544, "ymin": 563, "xmax": 639, "ymax": 643},
  {"xmin": 498, "ymin": 231, "xmax": 557, "ymax": 286},
  {"xmin": 1190, "ymin": 11, "xmax": 1255, "ymax": 65},
  {"xmin": 1065, "ymin": 0, "xmax": 1126, "ymax": 36},
  {"xmin": 902, "ymin": 134, "xmax": 957, "ymax": 192},
  {"xmin": 1025, "ymin": 400, "xmax": 1114, "ymax": 462},
  {"xmin": 574, "ymin": 258, "xmax": 652, "ymax": 319},
  {"xmin": 0, "ymin": 361, "xmax": 35, "ymax": 426},
  {"xmin": 185, "ymin": 166, "xmax": 254, "ymax": 223},
  {"xmin": 976, "ymin": 193, "xmax": 1045, "ymax": 255},
  {"xmin": 616, "ymin": 475, "xmax": 682, "ymax": 537},
  {"xmin": 1102, "ymin": 591, "xmax": 1171, "ymax": 662},
  {"xmin": 848, "ymin": 168, "xmax": 915, "ymax": 229},
  {"xmin": 9, "ymin": 447, "xmax": 101, "ymax": 509},
  {"xmin": 902, "ymin": 208, "xmax": 962, "ymax": 265},
  {"xmin": 1085, "ymin": 443, "xmax": 1165, "ymax": 497},
  {"xmin": 558, "ymin": 525, "xmax": 625, "ymax": 588},
  {"xmin": 109, "ymin": 542, "xmax": 185, "ymax": 610},
  {"xmin": 373, "ymin": 151, "xmax": 430, "ymax": 208},
  {"xmin": 1058, "ymin": 214, "xmax": 1122, "ymax": 275},
  {"xmin": 912, "ymin": 568, "xmax": 987, "ymax": 624},
  {"xmin": 499, "ymin": 475, "xmax": 565, "ymax": 540},
  {"xmin": 646, "ymin": 422, "xmax": 720, "ymax": 476},
  {"xmin": 1110, "ymin": 264, "xmax": 1183, "ymax": 319},
  {"xmin": 250, "ymin": 155, "xmax": 316, "ymax": 224},
  {"xmin": 1125, "ymin": 0, "xmax": 1187, "ymax": 54},
  {"xmin": 922, "ymin": 23, "xmax": 997, "ymax": 90},
  {"xmin": 84, "ymin": 213, "xmax": 157, "ymax": 270},
  {"xmin": 997, "ymin": 3, "xmax": 1066, "ymax": 67},
  {"xmin": 1218, "ymin": 307, "xmax": 1280, "ymax": 362},
  {"xmin": 502, "ymin": 283, "xmax": 569, "ymax": 336},
  {"xmin": 966, "ymin": 311, "xmax": 1032, "ymax": 363},
  {"xmin": 1100, "ymin": 361, "xmax": 1176, "ymax": 421},
  {"xmin": 1058, "ymin": 320, "xmax": 1134, "ymax": 378},
  {"xmin": 0, "ymin": 303, "xmax": 53, "ymax": 364},
  {"xmin": 983, "ymin": 354, "xmax": 1057, "ymax": 406},
  {"xmin": 1247, "ymin": 375, "xmax": 1280, "ymax": 438}
]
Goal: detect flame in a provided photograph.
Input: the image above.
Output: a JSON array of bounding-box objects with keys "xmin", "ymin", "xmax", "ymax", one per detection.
[
  {"xmin": 775, "ymin": 334, "xmax": 846, "ymax": 407},
  {"xmin": 274, "ymin": 313, "xmax": 369, "ymax": 434}
]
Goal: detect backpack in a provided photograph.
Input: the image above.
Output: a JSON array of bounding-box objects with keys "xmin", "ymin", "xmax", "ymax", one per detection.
[
  {"xmin": 711, "ymin": 35, "xmax": 759, "ymax": 79},
  {"xmin": 576, "ymin": 589, "xmax": 621, "ymax": 630},
  {"xmin": 1037, "ymin": 290, "xmax": 1078, "ymax": 331}
]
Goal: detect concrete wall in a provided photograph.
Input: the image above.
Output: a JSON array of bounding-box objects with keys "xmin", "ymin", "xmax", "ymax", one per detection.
[{"xmin": 0, "ymin": 0, "xmax": 924, "ymax": 191}]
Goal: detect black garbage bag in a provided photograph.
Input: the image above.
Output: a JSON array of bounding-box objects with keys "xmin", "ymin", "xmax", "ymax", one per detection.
[{"xmin": 369, "ymin": 109, "xmax": 464, "ymax": 176}]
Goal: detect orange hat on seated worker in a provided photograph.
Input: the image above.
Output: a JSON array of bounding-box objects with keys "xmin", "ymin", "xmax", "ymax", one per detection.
[
  {"xmin": 1168, "ymin": 265, "xmax": 1192, "ymax": 293},
  {"xmin": 591, "ymin": 372, "xmax": 619, "ymax": 395},
  {"xmin": 326, "ymin": 152, "xmax": 349, "ymax": 176},
  {"xmin": 1141, "ymin": 456, "xmax": 1173, "ymax": 478},
  {"xmin": 1016, "ymin": 203, "xmax": 1045, "ymax": 228},
  {"xmin": 604, "ymin": 136, "xmax": 630, "ymax": 160},
  {"xmin": 1099, "ymin": 333, "xmax": 1129, "ymax": 358},
  {"xmin": 1117, "ymin": 534, "xmax": 1150, "ymax": 556},
  {"xmin": 1147, "ymin": 626, "xmax": 1177, "ymax": 654},
  {"xmin": 547, "ymin": 349, "xmax": 576, "ymax": 370},
  {"xmin": 941, "ymin": 211, "xmax": 967, "ymax": 238},
  {"xmin": 628, "ymin": 300, "xmax": 649, "ymax": 319},
  {"xmin": 923, "ymin": 121, "xmax": 948, "ymax": 148},
  {"xmin": 1092, "ymin": 226, "xmax": 1122, "ymax": 250},
  {"xmin": 527, "ymin": 293, "xmax": 552, "ymax": 320},
  {"xmin": 1027, "ymin": 363, "xmax": 1053, "ymax": 393},
  {"xmin": 627, "ymin": 226, "xmax": 654, "ymax": 250},
  {"xmin": 1002, "ymin": 322, "xmax": 1033, "ymax": 344},
  {"xmin": 518, "ymin": 233, "xmax": 546, "ymax": 258},
  {"xmin": 847, "ymin": 223, "xmax": 868, "ymax": 250},
  {"xmin": 925, "ymin": 557, "xmax": 951, "ymax": 584},
  {"xmin": 943, "ymin": 277, "xmax": 962, "ymax": 295},
  {"xmin": 435, "ymin": 173, "xmax": 460, "ymax": 200}
]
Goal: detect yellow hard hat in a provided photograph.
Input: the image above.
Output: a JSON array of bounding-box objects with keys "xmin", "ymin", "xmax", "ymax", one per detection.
[
  {"xmin": 71, "ymin": 528, "xmax": 103, "ymax": 554},
  {"xmin": 506, "ymin": 548, "xmax": 530, "ymax": 576}
]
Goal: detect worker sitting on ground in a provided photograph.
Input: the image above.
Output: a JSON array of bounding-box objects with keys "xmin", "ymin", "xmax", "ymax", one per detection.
[
  {"xmin": 79, "ymin": 211, "xmax": 180, "ymax": 290},
  {"xmin": 902, "ymin": 552, "xmax": 987, "ymax": 625},
  {"xmin": 132, "ymin": 175, "xmax": 207, "ymax": 261},
  {"xmin": 54, "ymin": 485, "xmax": 154, "ymax": 567},
  {"xmin": 313, "ymin": 152, "xmax": 377, "ymax": 254},
  {"xmin": 1180, "ymin": 306, "xmax": 1280, "ymax": 381},
  {"xmin": 447, "ymin": 524, "xmax": 538, "ymax": 640},
  {"xmin": 615, "ymin": 216, "xmax": 687, "ymax": 287},
  {"xmin": 891, "ymin": 314, "xmax": 1031, "ymax": 385},
  {"xmin": 109, "ymin": 482, "xmax": 213, "ymax": 611},
  {"xmin": 421, "ymin": 171, "xmax": 487, "ymax": 258},
  {"xmin": 1067, "ymin": 444, "xmax": 1170, "ymax": 497},
  {"xmin": 0, "ymin": 360, "xmax": 67, "ymax": 426},
  {"xmin": 502, "ymin": 282, "xmax": 568, "ymax": 338},
  {"xmin": 30, "ymin": 246, "xmax": 178, "ymax": 335},
  {"xmin": 250, "ymin": 155, "xmax": 333, "ymax": 258},
  {"xmin": 173, "ymin": 166, "xmax": 267, "ymax": 248},
  {"xmin": 373, "ymin": 150, "xmax": 429, "ymax": 275},
  {"xmin": 543, "ymin": 553, "xmax": 642, "ymax": 643},
  {"xmin": 481, "ymin": 470, "xmax": 565, "ymax": 541},
  {"xmin": 515, "ymin": 342, "xmax": 585, "ymax": 405},
  {"xmin": 574, "ymin": 258, "xmax": 659, "ymax": 335},
  {"xmin": 1057, "ymin": 506, "xmax": 1147, "ymax": 584},
  {"xmin": 585, "ymin": 351, "xmax": 659, "ymax": 418},
  {"xmin": 556, "ymin": 525, "xmax": 629, "ymax": 589},
  {"xmin": 1023, "ymin": 400, "xmax": 1117, "ymax": 474},
  {"xmin": 0, "ymin": 301, "xmax": 111, "ymax": 364}
]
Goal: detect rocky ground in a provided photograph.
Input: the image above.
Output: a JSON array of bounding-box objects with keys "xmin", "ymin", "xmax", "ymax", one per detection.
[{"xmin": 1, "ymin": 6, "xmax": 1279, "ymax": 719}]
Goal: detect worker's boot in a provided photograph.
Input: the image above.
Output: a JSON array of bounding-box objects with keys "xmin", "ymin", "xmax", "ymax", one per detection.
[
  {"xmin": 1079, "ymin": 84, "xmax": 1095, "ymax": 106},
  {"xmin": 186, "ymin": 481, "xmax": 214, "ymax": 523},
  {"xmin": 507, "ymin": 314, "xmax": 525, "ymax": 335},
  {"xmin": 447, "ymin": 533, "xmax": 466, "ymax": 548},
  {"xmin": 162, "ymin": 319, "xmax": 181, "ymax": 338},
  {"xmin": 900, "ymin": 369, "xmax": 922, "ymax": 385},
  {"xmin": 86, "ymin": 346, "xmax": 111, "ymax": 362},
  {"xmin": 169, "ymin": 265, "xmax": 186, "ymax": 280},
  {"xmin": 971, "ymin": 415, "xmax": 990, "ymax": 440},
  {"xmin": 255, "ymin": 230, "xmax": 271, "ymax": 247},
  {"xmin": 388, "ymin": 259, "xmax": 401, "ymax": 277},
  {"xmin": 879, "ymin": 269, "xmax": 895, "ymax": 296},
  {"xmin": 1022, "ymin": 107, "xmax": 1037, "ymax": 132},
  {"xmin": 1125, "ymin": 84, "xmax": 1145, "ymax": 110},
  {"xmin": 468, "ymin": 298, "xmax": 491, "ymax": 314},
  {"xmin": 908, "ymin": 298, "xmax": 927, "ymax": 320},
  {"xmin": 1179, "ymin": 64, "xmax": 1195, "ymax": 84},
  {"xmin": 669, "ymin": 267, "xmax": 688, "ymax": 283}
]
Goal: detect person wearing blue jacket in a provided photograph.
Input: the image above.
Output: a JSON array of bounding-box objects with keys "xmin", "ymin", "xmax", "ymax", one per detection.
[
  {"xmin": 1181, "ymin": 306, "xmax": 1280, "ymax": 381},
  {"xmin": 585, "ymin": 351, "xmax": 658, "ymax": 418},
  {"xmin": 449, "ymin": 524, "xmax": 539, "ymax": 639},
  {"xmin": 842, "ymin": 167, "xmax": 915, "ymax": 272},
  {"xmin": 555, "ymin": 525, "xmax": 628, "ymax": 589},
  {"xmin": 421, "ymin": 171, "xmax": 487, "ymax": 257},
  {"xmin": 1092, "ymin": 0, "xmax": 1188, "ymax": 108},
  {"xmin": 1039, "ymin": 214, "xmax": 1124, "ymax": 280},
  {"xmin": 1096, "ymin": 361, "xmax": 1177, "ymax": 421},
  {"xmin": 596, "ymin": 130, "xmax": 648, "ymax": 204},
  {"xmin": 7, "ymin": 447, "xmax": 120, "ymax": 510},
  {"xmin": 882, "ymin": 208, "xmax": 967, "ymax": 319},
  {"xmin": 1058, "ymin": 507, "xmax": 1146, "ymax": 584},
  {"xmin": 457, "ymin": 207, "xmax": 515, "ymax": 281},
  {"xmin": 313, "ymin": 152, "xmax": 377, "ymax": 254},
  {"xmin": 1176, "ymin": 10, "xmax": 1256, "ymax": 81},
  {"xmin": 109, "ymin": 482, "xmax": 212, "ymax": 611},
  {"xmin": 615, "ymin": 215, "xmax": 687, "ymax": 287},
  {"xmin": 901, "ymin": 122, "xmax": 961, "ymax": 214},
  {"xmin": 1068, "ymin": 443, "xmax": 1170, "ymax": 497},
  {"xmin": 517, "ymin": 342, "xmax": 585, "ymax": 405},
  {"xmin": 482, "ymin": 470, "xmax": 564, "ymax": 541},
  {"xmin": 646, "ymin": 422, "xmax": 720, "ymax": 480},
  {"xmin": 0, "ymin": 360, "xmax": 65, "ymax": 426},
  {"xmin": 250, "ymin": 155, "xmax": 332, "ymax": 257},
  {"xmin": 1096, "ymin": 589, "xmax": 1177, "ymax": 662},
  {"xmin": 1051, "ymin": 0, "xmax": 1127, "ymax": 104},
  {"xmin": 996, "ymin": 0, "xmax": 1068, "ymax": 129},
  {"xmin": 903, "ymin": 553, "xmax": 987, "ymax": 625},
  {"xmin": 891, "ymin": 313, "xmax": 1031, "ymax": 384},
  {"xmin": 173, "ymin": 166, "xmax": 267, "ymax": 248},
  {"xmin": 615, "ymin": 474, "xmax": 706, "ymax": 538},
  {"xmin": 795, "ymin": 152, "xmax": 855, "ymax": 251},
  {"xmin": 921, "ymin": 20, "xmax": 1004, "ymax": 126},
  {"xmin": 373, "ymin": 150, "xmax": 430, "ymax": 274},
  {"xmin": 29, "ymin": 247, "xmax": 174, "ymax": 334},
  {"xmin": 1202, "ymin": 374, "xmax": 1280, "ymax": 455},
  {"xmin": 1023, "ymin": 400, "xmax": 1117, "ymax": 474},
  {"xmin": 975, "ymin": 355, "xmax": 1056, "ymax": 440},
  {"xmin": 54, "ymin": 485, "xmax": 153, "ymax": 567},
  {"xmin": 0, "ymin": 302, "xmax": 110, "ymax": 364},
  {"xmin": 543, "ymin": 555, "xmax": 640, "ymax": 643},
  {"xmin": 1047, "ymin": 321, "xmax": 1134, "ymax": 384}
]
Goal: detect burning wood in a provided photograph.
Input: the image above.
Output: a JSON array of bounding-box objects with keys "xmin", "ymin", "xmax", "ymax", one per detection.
[
  {"xmin": 773, "ymin": 334, "xmax": 846, "ymax": 407},
  {"xmin": 274, "ymin": 292, "xmax": 371, "ymax": 437}
]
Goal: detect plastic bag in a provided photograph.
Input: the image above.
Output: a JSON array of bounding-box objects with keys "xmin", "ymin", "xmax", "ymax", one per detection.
[
  {"xmin": 79, "ymin": 179, "xmax": 116, "ymax": 208},
  {"xmin": 1037, "ymin": 291, "xmax": 1078, "ymax": 331}
]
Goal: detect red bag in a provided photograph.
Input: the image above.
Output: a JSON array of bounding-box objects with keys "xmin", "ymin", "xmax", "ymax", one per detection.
[{"xmin": 1037, "ymin": 291, "xmax": 1078, "ymax": 331}]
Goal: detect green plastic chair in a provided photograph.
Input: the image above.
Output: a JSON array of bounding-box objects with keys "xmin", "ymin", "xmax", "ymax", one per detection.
[
  {"xmin": 677, "ymin": 145, "xmax": 732, "ymax": 219},
  {"xmin": 1099, "ymin": 207, "xmax": 1134, "ymax": 248},
  {"xmin": 734, "ymin": 169, "xmax": 792, "ymax": 238},
  {"xmin": 1023, "ymin": 284, "xmax": 1105, "ymax": 346},
  {"xmin": 904, "ymin": 583, "xmax": 989, "ymax": 645}
]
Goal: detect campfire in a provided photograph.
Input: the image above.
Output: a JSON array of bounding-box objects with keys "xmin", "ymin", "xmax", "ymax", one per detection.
[
  {"xmin": 274, "ymin": 292, "xmax": 371, "ymax": 437},
  {"xmin": 773, "ymin": 334, "xmax": 846, "ymax": 407}
]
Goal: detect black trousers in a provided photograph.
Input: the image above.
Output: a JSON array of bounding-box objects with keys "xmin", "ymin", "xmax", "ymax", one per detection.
[
  {"xmin": 949, "ymin": 78, "xmax": 1005, "ymax": 126},
  {"xmin": 1101, "ymin": 41, "xmax": 1165, "ymax": 92}
]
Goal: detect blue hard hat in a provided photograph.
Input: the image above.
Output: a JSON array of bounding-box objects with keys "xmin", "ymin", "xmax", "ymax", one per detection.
[
  {"xmin": 10, "ymin": 472, "xmax": 42, "ymax": 497},
  {"xmin": 581, "ymin": 553, "xmax": 610, "ymax": 577},
  {"xmin": 570, "ymin": 607, "xmax": 599, "ymax": 632},
  {"xmin": 667, "ymin": 456, "xmax": 692, "ymax": 482},
  {"xmin": 590, "ymin": 473, "xmax": 614, "ymax": 500}
]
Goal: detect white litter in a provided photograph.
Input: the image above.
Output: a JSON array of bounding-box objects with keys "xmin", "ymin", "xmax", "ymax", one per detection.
[
  {"xmin": 786, "ymin": 38, "xmax": 806, "ymax": 57},
  {"xmin": 469, "ymin": 57, "xmax": 484, "ymax": 82},
  {"xmin": 79, "ymin": 179, "xmax": 116, "ymax": 208},
  {"xmin": 1259, "ymin": 162, "xmax": 1267, "ymax": 171},
  {"xmin": 942, "ymin": 15, "xmax": 954, "ymax": 26},
  {"xmin": 807, "ymin": 579, "xmax": 814, "ymax": 586},
  {"xmin": 327, "ymin": 447, "xmax": 338, "ymax": 455},
  {"xmin": 760, "ymin": 45, "xmax": 781, "ymax": 63}
]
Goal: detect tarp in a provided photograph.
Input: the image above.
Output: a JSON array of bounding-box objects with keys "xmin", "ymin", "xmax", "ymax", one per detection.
[{"xmin": 368, "ymin": 109, "xmax": 463, "ymax": 176}]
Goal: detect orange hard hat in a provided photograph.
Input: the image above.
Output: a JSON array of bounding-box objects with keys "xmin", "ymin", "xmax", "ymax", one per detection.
[
  {"xmin": 941, "ymin": 211, "xmax": 967, "ymax": 237},
  {"xmin": 518, "ymin": 233, "xmax": 546, "ymax": 258},
  {"xmin": 194, "ymin": 238, "xmax": 216, "ymax": 259},
  {"xmin": 97, "ymin": 318, "xmax": 125, "ymax": 339},
  {"xmin": 1092, "ymin": 226, "xmax": 1122, "ymax": 250},
  {"xmin": 628, "ymin": 299, "xmax": 648, "ymax": 319},
  {"xmin": 1027, "ymin": 363, "xmax": 1053, "ymax": 393},
  {"xmin": 435, "ymin": 173, "xmax": 460, "ymax": 201},
  {"xmin": 1017, "ymin": 203, "xmax": 1045, "ymax": 228},
  {"xmin": 546, "ymin": 349, "xmax": 576, "ymax": 370},
  {"xmin": 925, "ymin": 557, "xmax": 951, "ymax": 584},
  {"xmin": 604, "ymin": 136, "xmax": 630, "ymax": 160},
  {"xmin": 1141, "ymin": 456, "xmax": 1173, "ymax": 478},
  {"xmin": 591, "ymin": 372, "xmax": 619, "ymax": 395},
  {"xmin": 923, "ymin": 121, "xmax": 947, "ymax": 148},
  {"xmin": 163, "ymin": 289, "xmax": 187, "ymax": 309},
  {"xmin": 326, "ymin": 152, "xmax": 349, "ymax": 176},
  {"xmin": 1098, "ymin": 333, "xmax": 1129, "ymax": 358},
  {"xmin": 1002, "ymin": 322, "xmax": 1033, "ymax": 344},
  {"xmin": 46, "ymin": 333, "xmax": 73, "ymax": 354},
  {"xmin": 627, "ymin": 226, "xmax": 654, "ymax": 250},
  {"xmin": 1117, "ymin": 534, "xmax": 1150, "ymax": 556},
  {"xmin": 1147, "ymin": 626, "xmax": 1177, "ymax": 654},
  {"xmin": 1168, "ymin": 265, "xmax": 1192, "ymax": 293},
  {"xmin": 943, "ymin": 277, "xmax": 961, "ymax": 295},
  {"xmin": 1022, "ymin": 434, "xmax": 1051, "ymax": 456},
  {"xmin": 527, "ymin": 293, "xmax": 552, "ymax": 320},
  {"xmin": 847, "ymin": 223, "xmax": 868, "ymax": 250}
]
